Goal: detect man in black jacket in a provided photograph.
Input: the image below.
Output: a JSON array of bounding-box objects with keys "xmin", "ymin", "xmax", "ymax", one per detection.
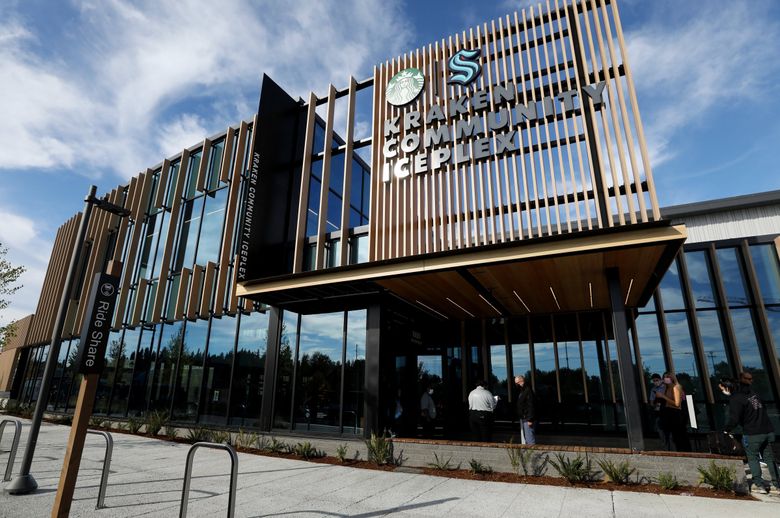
[
  {"xmin": 724, "ymin": 372, "xmax": 779, "ymax": 494},
  {"xmin": 514, "ymin": 375, "xmax": 536, "ymax": 445}
]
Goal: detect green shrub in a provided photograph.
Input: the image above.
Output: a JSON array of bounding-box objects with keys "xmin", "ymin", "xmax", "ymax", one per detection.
[
  {"xmin": 211, "ymin": 429, "xmax": 233, "ymax": 445},
  {"xmin": 468, "ymin": 459, "xmax": 493, "ymax": 475},
  {"xmin": 697, "ymin": 461, "xmax": 735, "ymax": 492},
  {"xmin": 596, "ymin": 458, "xmax": 636, "ymax": 485},
  {"xmin": 125, "ymin": 416, "xmax": 143, "ymax": 434},
  {"xmin": 505, "ymin": 440, "xmax": 549, "ymax": 477},
  {"xmin": 89, "ymin": 416, "xmax": 105, "ymax": 428},
  {"xmin": 145, "ymin": 411, "xmax": 168, "ymax": 436},
  {"xmin": 293, "ymin": 441, "xmax": 325, "ymax": 460},
  {"xmin": 336, "ymin": 444, "xmax": 349, "ymax": 463},
  {"xmin": 656, "ymin": 471, "xmax": 680, "ymax": 490},
  {"xmin": 256, "ymin": 435, "xmax": 271, "ymax": 451},
  {"xmin": 428, "ymin": 452, "xmax": 460, "ymax": 471},
  {"xmin": 234, "ymin": 429, "xmax": 258, "ymax": 450},
  {"xmin": 164, "ymin": 425, "xmax": 178, "ymax": 438},
  {"xmin": 185, "ymin": 426, "xmax": 212, "ymax": 443},
  {"xmin": 365, "ymin": 432, "xmax": 395, "ymax": 465},
  {"xmin": 549, "ymin": 453, "xmax": 599, "ymax": 484},
  {"xmin": 267, "ymin": 436, "xmax": 289, "ymax": 454}
]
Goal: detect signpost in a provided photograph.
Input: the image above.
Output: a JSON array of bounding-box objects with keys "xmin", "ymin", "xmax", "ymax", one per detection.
[{"xmin": 51, "ymin": 262, "xmax": 121, "ymax": 518}]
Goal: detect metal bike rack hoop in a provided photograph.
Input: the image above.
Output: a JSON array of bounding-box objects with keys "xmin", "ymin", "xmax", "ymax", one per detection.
[
  {"xmin": 180, "ymin": 442, "xmax": 238, "ymax": 518},
  {"xmin": 0, "ymin": 418, "xmax": 22, "ymax": 482},
  {"xmin": 86, "ymin": 430, "xmax": 113, "ymax": 509}
]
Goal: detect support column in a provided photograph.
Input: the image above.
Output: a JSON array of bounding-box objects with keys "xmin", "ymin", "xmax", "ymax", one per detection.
[
  {"xmin": 607, "ymin": 268, "xmax": 645, "ymax": 451},
  {"xmin": 259, "ymin": 306, "xmax": 282, "ymax": 431},
  {"xmin": 364, "ymin": 303, "xmax": 381, "ymax": 438}
]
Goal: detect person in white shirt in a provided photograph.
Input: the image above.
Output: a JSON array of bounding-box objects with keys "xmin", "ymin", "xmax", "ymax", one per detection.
[
  {"xmin": 468, "ymin": 380, "xmax": 497, "ymax": 442},
  {"xmin": 419, "ymin": 386, "xmax": 437, "ymax": 437}
]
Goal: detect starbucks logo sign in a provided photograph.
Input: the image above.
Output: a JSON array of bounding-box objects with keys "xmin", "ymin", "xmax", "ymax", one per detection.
[{"xmin": 386, "ymin": 68, "xmax": 424, "ymax": 107}]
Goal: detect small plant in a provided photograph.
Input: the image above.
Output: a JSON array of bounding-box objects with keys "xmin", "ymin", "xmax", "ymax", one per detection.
[
  {"xmin": 365, "ymin": 432, "xmax": 395, "ymax": 465},
  {"xmin": 59, "ymin": 414, "xmax": 73, "ymax": 426},
  {"xmin": 596, "ymin": 458, "xmax": 636, "ymax": 485},
  {"xmin": 468, "ymin": 459, "xmax": 493, "ymax": 475},
  {"xmin": 428, "ymin": 452, "xmax": 460, "ymax": 471},
  {"xmin": 656, "ymin": 471, "xmax": 680, "ymax": 490},
  {"xmin": 256, "ymin": 435, "xmax": 271, "ymax": 451},
  {"xmin": 293, "ymin": 441, "xmax": 325, "ymax": 460},
  {"xmin": 145, "ymin": 410, "xmax": 168, "ymax": 436},
  {"xmin": 549, "ymin": 453, "xmax": 599, "ymax": 484},
  {"xmin": 125, "ymin": 416, "xmax": 143, "ymax": 434},
  {"xmin": 89, "ymin": 416, "xmax": 105, "ymax": 428},
  {"xmin": 235, "ymin": 429, "xmax": 258, "ymax": 450},
  {"xmin": 697, "ymin": 461, "xmax": 735, "ymax": 492},
  {"xmin": 505, "ymin": 440, "xmax": 522, "ymax": 475},
  {"xmin": 336, "ymin": 444, "xmax": 349, "ymax": 463},
  {"xmin": 164, "ymin": 424, "xmax": 179, "ymax": 438},
  {"xmin": 211, "ymin": 429, "xmax": 233, "ymax": 445},
  {"xmin": 185, "ymin": 426, "xmax": 212, "ymax": 443},
  {"xmin": 267, "ymin": 436, "xmax": 289, "ymax": 454}
]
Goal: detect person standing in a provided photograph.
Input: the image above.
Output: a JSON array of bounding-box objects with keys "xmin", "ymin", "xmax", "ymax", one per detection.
[
  {"xmin": 468, "ymin": 380, "xmax": 497, "ymax": 442},
  {"xmin": 724, "ymin": 372, "xmax": 779, "ymax": 495},
  {"xmin": 419, "ymin": 386, "xmax": 436, "ymax": 437},
  {"xmin": 513, "ymin": 375, "xmax": 536, "ymax": 445},
  {"xmin": 648, "ymin": 373, "xmax": 670, "ymax": 449},
  {"xmin": 655, "ymin": 371, "xmax": 691, "ymax": 452}
]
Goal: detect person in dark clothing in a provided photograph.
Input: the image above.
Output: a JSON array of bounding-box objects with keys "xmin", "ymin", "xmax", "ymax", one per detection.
[
  {"xmin": 724, "ymin": 372, "xmax": 779, "ymax": 494},
  {"xmin": 655, "ymin": 371, "xmax": 691, "ymax": 452},
  {"xmin": 513, "ymin": 375, "xmax": 536, "ymax": 445}
]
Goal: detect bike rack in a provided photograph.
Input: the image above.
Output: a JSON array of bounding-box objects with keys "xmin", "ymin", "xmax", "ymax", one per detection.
[
  {"xmin": 180, "ymin": 442, "xmax": 238, "ymax": 518},
  {"xmin": 0, "ymin": 418, "xmax": 22, "ymax": 482},
  {"xmin": 86, "ymin": 430, "xmax": 113, "ymax": 509}
]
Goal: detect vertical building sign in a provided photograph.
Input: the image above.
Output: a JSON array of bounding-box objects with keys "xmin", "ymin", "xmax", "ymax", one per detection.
[{"xmin": 73, "ymin": 272, "xmax": 120, "ymax": 374}]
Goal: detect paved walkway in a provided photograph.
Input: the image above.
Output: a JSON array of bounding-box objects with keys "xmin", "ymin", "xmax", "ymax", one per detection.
[{"xmin": 0, "ymin": 418, "xmax": 778, "ymax": 517}]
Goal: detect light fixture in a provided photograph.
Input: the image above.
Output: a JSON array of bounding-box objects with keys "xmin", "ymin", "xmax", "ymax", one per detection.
[
  {"xmin": 478, "ymin": 293, "xmax": 502, "ymax": 316},
  {"xmin": 549, "ymin": 286, "xmax": 561, "ymax": 310},
  {"xmin": 512, "ymin": 290, "xmax": 530, "ymax": 312},
  {"xmin": 446, "ymin": 297, "xmax": 475, "ymax": 318},
  {"xmin": 588, "ymin": 282, "xmax": 593, "ymax": 309},
  {"xmin": 415, "ymin": 299, "xmax": 448, "ymax": 319},
  {"xmin": 625, "ymin": 278, "xmax": 634, "ymax": 306}
]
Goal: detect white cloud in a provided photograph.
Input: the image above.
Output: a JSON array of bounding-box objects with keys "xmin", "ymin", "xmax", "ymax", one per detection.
[
  {"xmin": 625, "ymin": 1, "xmax": 780, "ymax": 166},
  {"xmin": 0, "ymin": 0, "xmax": 412, "ymax": 179}
]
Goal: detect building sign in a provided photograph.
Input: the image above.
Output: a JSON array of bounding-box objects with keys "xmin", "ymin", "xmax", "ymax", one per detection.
[
  {"xmin": 381, "ymin": 76, "xmax": 606, "ymax": 183},
  {"xmin": 73, "ymin": 272, "xmax": 120, "ymax": 375},
  {"xmin": 386, "ymin": 68, "xmax": 425, "ymax": 106}
]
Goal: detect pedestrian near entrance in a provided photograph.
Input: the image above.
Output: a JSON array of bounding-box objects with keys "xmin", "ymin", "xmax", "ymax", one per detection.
[
  {"xmin": 513, "ymin": 375, "xmax": 536, "ymax": 445},
  {"xmin": 724, "ymin": 372, "xmax": 780, "ymax": 495},
  {"xmin": 419, "ymin": 386, "xmax": 436, "ymax": 437},
  {"xmin": 648, "ymin": 373, "xmax": 671, "ymax": 449},
  {"xmin": 468, "ymin": 380, "xmax": 497, "ymax": 442},
  {"xmin": 655, "ymin": 371, "xmax": 691, "ymax": 452}
]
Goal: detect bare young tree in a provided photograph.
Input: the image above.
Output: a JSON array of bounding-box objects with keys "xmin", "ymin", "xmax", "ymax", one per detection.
[{"xmin": 0, "ymin": 242, "xmax": 26, "ymax": 350}]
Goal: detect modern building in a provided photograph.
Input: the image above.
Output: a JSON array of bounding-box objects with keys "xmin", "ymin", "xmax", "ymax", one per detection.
[{"xmin": 2, "ymin": 0, "xmax": 779, "ymax": 450}]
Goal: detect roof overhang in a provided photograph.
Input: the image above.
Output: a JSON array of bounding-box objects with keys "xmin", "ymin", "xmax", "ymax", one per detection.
[{"xmin": 236, "ymin": 222, "xmax": 687, "ymax": 317}]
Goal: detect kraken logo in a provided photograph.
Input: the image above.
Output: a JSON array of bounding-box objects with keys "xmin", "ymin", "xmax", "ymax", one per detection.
[
  {"xmin": 386, "ymin": 68, "xmax": 425, "ymax": 106},
  {"xmin": 448, "ymin": 48, "xmax": 482, "ymax": 86}
]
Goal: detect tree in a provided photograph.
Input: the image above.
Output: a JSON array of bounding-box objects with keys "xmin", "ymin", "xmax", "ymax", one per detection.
[{"xmin": 0, "ymin": 242, "xmax": 25, "ymax": 351}]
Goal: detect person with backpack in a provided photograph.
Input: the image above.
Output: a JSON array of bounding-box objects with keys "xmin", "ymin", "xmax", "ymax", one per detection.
[{"xmin": 724, "ymin": 372, "xmax": 780, "ymax": 495}]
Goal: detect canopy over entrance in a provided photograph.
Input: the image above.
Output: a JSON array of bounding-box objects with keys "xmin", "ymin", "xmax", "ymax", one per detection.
[{"xmin": 237, "ymin": 222, "xmax": 686, "ymax": 317}]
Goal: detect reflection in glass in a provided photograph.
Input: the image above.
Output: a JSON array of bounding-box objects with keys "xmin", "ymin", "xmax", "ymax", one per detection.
[
  {"xmin": 343, "ymin": 310, "xmax": 366, "ymax": 434},
  {"xmin": 195, "ymin": 188, "xmax": 227, "ymax": 265},
  {"xmin": 273, "ymin": 311, "xmax": 298, "ymax": 429},
  {"xmin": 684, "ymin": 251, "xmax": 717, "ymax": 308},
  {"xmin": 694, "ymin": 310, "xmax": 733, "ymax": 396},
  {"xmin": 94, "ymin": 331, "xmax": 122, "ymax": 414},
  {"xmin": 658, "ymin": 260, "xmax": 685, "ymax": 310},
  {"xmin": 716, "ymin": 248, "xmax": 750, "ymax": 306},
  {"xmin": 128, "ymin": 326, "xmax": 156, "ymax": 416},
  {"xmin": 751, "ymin": 244, "xmax": 780, "ymax": 305},
  {"xmin": 731, "ymin": 308, "xmax": 773, "ymax": 399},
  {"xmin": 174, "ymin": 197, "xmax": 204, "ymax": 271},
  {"xmin": 633, "ymin": 314, "xmax": 666, "ymax": 384},
  {"xmin": 664, "ymin": 312, "xmax": 704, "ymax": 400},
  {"xmin": 172, "ymin": 319, "xmax": 207, "ymax": 421},
  {"xmin": 150, "ymin": 322, "xmax": 183, "ymax": 412},
  {"xmin": 201, "ymin": 316, "xmax": 237, "ymax": 424},
  {"xmin": 766, "ymin": 309, "xmax": 780, "ymax": 376},
  {"xmin": 294, "ymin": 312, "xmax": 343, "ymax": 432},
  {"xmin": 231, "ymin": 311, "xmax": 269, "ymax": 426},
  {"xmin": 110, "ymin": 327, "xmax": 141, "ymax": 416}
]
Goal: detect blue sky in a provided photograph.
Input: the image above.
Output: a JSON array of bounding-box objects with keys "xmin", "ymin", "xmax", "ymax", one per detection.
[{"xmin": 1, "ymin": 0, "xmax": 779, "ymax": 324}]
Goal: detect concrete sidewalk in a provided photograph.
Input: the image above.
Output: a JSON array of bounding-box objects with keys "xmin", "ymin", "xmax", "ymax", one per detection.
[{"xmin": 0, "ymin": 418, "xmax": 778, "ymax": 517}]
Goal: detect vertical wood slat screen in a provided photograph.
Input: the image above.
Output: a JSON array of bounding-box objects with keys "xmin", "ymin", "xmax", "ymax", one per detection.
[{"xmin": 367, "ymin": 0, "xmax": 660, "ymax": 263}]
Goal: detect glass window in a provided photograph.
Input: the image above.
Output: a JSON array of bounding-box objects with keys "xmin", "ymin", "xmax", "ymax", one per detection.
[
  {"xmin": 55, "ymin": 341, "xmax": 75, "ymax": 411},
  {"xmin": 94, "ymin": 331, "xmax": 122, "ymax": 415},
  {"xmin": 306, "ymin": 162, "xmax": 323, "ymax": 237},
  {"xmin": 230, "ymin": 311, "xmax": 269, "ymax": 427},
  {"xmin": 555, "ymin": 315, "xmax": 584, "ymax": 404},
  {"xmin": 172, "ymin": 319, "xmax": 207, "ymax": 421},
  {"xmin": 273, "ymin": 311, "xmax": 298, "ymax": 429},
  {"xmin": 694, "ymin": 311, "xmax": 733, "ymax": 393},
  {"xmin": 138, "ymin": 214, "xmax": 162, "ymax": 280},
  {"xmin": 128, "ymin": 326, "xmax": 156, "ymax": 416},
  {"xmin": 293, "ymin": 312, "xmax": 344, "ymax": 432},
  {"xmin": 200, "ymin": 316, "xmax": 237, "ymax": 425},
  {"xmin": 658, "ymin": 260, "xmax": 686, "ymax": 310},
  {"xmin": 110, "ymin": 327, "xmax": 140, "ymax": 416},
  {"xmin": 149, "ymin": 322, "xmax": 183, "ymax": 412},
  {"xmin": 343, "ymin": 310, "xmax": 366, "ymax": 435},
  {"xmin": 580, "ymin": 313, "xmax": 611, "ymax": 426},
  {"xmin": 716, "ymin": 248, "xmax": 750, "ymax": 306},
  {"xmin": 766, "ymin": 309, "xmax": 780, "ymax": 377},
  {"xmin": 174, "ymin": 197, "xmax": 204, "ymax": 271},
  {"xmin": 730, "ymin": 308, "xmax": 773, "ymax": 399},
  {"xmin": 633, "ymin": 314, "xmax": 666, "ymax": 385},
  {"xmin": 329, "ymin": 152, "xmax": 345, "ymax": 200},
  {"xmin": 195, "ymin": 187, "xmax": 228, "ymax": 265},
  {"xmin": 664, "ymin": 312, "xmax": 704, "ymax": 400},
  {"xmin": 165, "ymin": 161, "xmax": 181, "ymax": 207},
  {"xmin": 348, "ymin": 234, "xmax": 368, "ymax": 264},
  {"xmin": 207, "ymin": 140, "xmax": 224, "ymax": 191},
  {"xmin": 684, "ymin": 251, "xmax": 717, "ymax": 309},
  {"xmin": 312, "ymin": 121, "xmax": 325, "ymax": 155},
  {"xmin": 184, "ymin": 151, "xmax": 202, "ymax": 199},
  {"xmin": 750, "ymin": 244, "xmax": 780, "ymax": 305}
]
